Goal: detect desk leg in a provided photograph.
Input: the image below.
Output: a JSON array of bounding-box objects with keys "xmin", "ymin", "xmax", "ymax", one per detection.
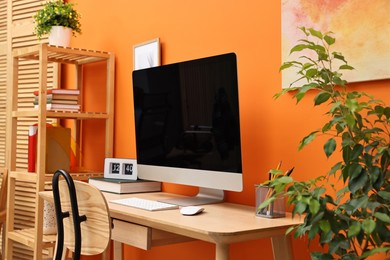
[
  {"xmin": 215, "ymin": 243, "xmax": 229, "ymax": 260},
  {"xmin": 271, "ymin": 235, "xmax": 292, "ymax": 260},
  {"xmin": 113, "ymin": 241, "xmax": 123, "ymax": 260}
]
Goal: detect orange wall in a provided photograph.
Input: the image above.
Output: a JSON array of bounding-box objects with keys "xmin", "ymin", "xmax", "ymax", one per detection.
[{"xmin": 68, "ymin": 1, "xmax": 390, "ymax": 259}]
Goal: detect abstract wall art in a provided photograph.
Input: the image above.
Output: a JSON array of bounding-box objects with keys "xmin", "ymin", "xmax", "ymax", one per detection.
[{"xmin": 282, "ymin": 0, "xmax": 390, "ymax": 88}]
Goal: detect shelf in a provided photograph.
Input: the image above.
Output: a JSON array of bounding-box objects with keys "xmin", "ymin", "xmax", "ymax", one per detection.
[
  {"xmin": 9, "ymin": 171, "xmax": 104, "ymax": 183},
  {"xmin": 6, "ymin": 44, "xmax": 115, "ymax": 259},
  {"xmin": 13, "ymin": 44, "xmax": 111, "ymax": 65},
  {"xmin": 13, "ymin": 110, "xmax": 109, "ymax": 119},
  {"xmin": 10, "ymin": 171, "xmax": 37, "ymax": 183},
  {"xmin": 43, "ymin": 171, "xmax": 104, "ymax": 182},
  {"xmin": 7, "ymin": 228, "xmax": 57, "ymax": 249}
]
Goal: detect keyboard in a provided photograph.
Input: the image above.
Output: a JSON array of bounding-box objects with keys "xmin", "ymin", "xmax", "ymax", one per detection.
[{"xmin": 110, "ymin": 197, "xmax": 179, "ymax": 211}]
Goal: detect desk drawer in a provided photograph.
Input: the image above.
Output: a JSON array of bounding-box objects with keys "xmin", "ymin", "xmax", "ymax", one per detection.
[
  {"xmin": 112, "ymin": 219, "xmax": 151, "ymax": 250},
  {"xmin": 112, "ymin": 219, "xmax": 194, "ymax": 250}
]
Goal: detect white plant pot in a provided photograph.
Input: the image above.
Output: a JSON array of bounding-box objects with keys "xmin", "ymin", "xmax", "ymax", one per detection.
[{"xmin": 48, "ymin": 26, "xmax": 72, "ymax": 47}]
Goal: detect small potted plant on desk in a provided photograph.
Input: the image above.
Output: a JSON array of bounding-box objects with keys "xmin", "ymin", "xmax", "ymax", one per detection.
[
  {"xmin": 259, "ymin": 27, "xmax": 390, "ymax": 259},
  {"xmin": 33, "ymin": 0, "xmax": 81, "ymax": 47}
]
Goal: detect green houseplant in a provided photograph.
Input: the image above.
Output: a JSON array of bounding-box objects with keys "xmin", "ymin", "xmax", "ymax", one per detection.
[
  {"xmin": 33, "ymin": 0, "xmax": 81, "ymax": 43},
  {"xmin": 260, "ymin": 27, "xmax": 390, "ymax": 259}
]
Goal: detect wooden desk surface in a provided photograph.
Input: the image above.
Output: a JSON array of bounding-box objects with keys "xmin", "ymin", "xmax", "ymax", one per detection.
[
  {"xmin": 103, "ymin": 192, "xmax": 303, "ymax": 245},
  {"xmin": 40, "ymin": 190, "xmax": 302, "ymax": 259}
]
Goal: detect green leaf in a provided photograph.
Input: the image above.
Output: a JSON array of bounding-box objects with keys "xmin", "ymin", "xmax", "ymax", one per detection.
[
  {"xmin": 348, "ymin": 167, "xmax": 367, "ymax": 194},
  {"xmin": 324, "ymin": 35, "xmax": 335, "ymax": 45},
  {"xmin": 258, "ymin": 197, "xmax": 275, "ymax": 210},
  {"xmin": 311, "ymin": 252, "xmax": 334, "ymax": 260},
  {"xmin": 335, "ymin": 123, "xmax": 345, "ymax": 134},
  {"xmin": 308, "ymin": 223, "xmax": 319, "ymax": 240},
  {"xmin": 319, "ymin": 220, "xmax": 331, "ymax": 233},
  {"xmin": 324, "ymin": 138, "xmax": 336, "ymax": 158},
  {"xmin": 341, "ymin": 132, "xmax": 354, "ymax": 148},
  {"xmin": 345, "ymin": 113, "xmax": 356, "ymax": 127},
  {"xmin": 348, "ymin": 222, "xmax": 361, "ymax": 237},
  {"xmin": 322, "ymin": 122, "xmax": 332, "ymax": 133},
  {"xmin": 279, "ymin": 62, "xmax": 295, "ymax": 71},
  {"xmin": 333, "ymin": 76, "xmax": 346, "ymax": 86},
  {"xmin": 329, "ymin": 101, "xmax": 342, "ymax": 114},
  {"xmin": 339, "ymin": 64, "xmax": 354, "ymax": 70},
  {"xmin": 285, "ymin": 225, "xmax": 295, "ymax": 235},
  {"xmin": 293, "ymin": 84, "xmax": 317, "ymax": 103},
  {"xmin": 328, "ymin": 162, "xmax": 342, "ymax": 176},
  {"xmin": 302, "ymin": 62, "xmax": 314, "ymax": 70},
  {"xmin": 298, "ymin": 131, "xmax": 318, "ymax": 151},
  {"xmin": 308, "ymin": 28, "xmax": 323, "ymax": 39},
  {"xmin": 320, "ymin": 230, "xmax": 333, "ymax": 244},
  {"xmin": 290, "ymin": 44, "xmax": 309, "ymax": 54},
  {"xmin": 276, "ymin": 176, "xmax": 293, "ymax": 184},
  {"xmin": 384, "ymin": 107, "xmax": 390, "ymax": 119},
  {"xmin": 333, "ymin": 52, "xmax": 346, "ymax": 62},
  {"xmin": 312, "ymin": 187, "xmax": 326, "ymax": 199},
  {"xmin": 317, "ymin": 51, "xmax": 328, "ymax": 61},
  {"xmin": 342, "ymin": 144, "xmax": 352, "ymax": 163},
  {"xmin": 360, "ymin": 247, "xmax": 390, "ymax": 259},
  {"xmin": 375, "ymin": 212, "xmax": 390, "ymax": 223},
  {"xmin": 314, "ymin": 92, "xmax": 331, "ymax": 106},
  {"xmin": 293, "ymin": 201, "xmax": 307, "ymax": 215},
  {"xmin": 273, "ymin": 88, "xmax": 291, "ymax": 99},
  {"xmin": 349, "ymin": 195, "xmax": 368, "ymax": 211},
  {"xmin": 298, "ymin": 26, "xmax": 309, "ymax": 36},
  {"xmin": 350, "ymin": 144, "xmax": 363, "ymax": 161},
  {"xmin": 306, "ymin": 68, "xmax": 318, "ymax": 78},
  {"xmin": 309, "ymin": 199, "xmax": 320, "ymax": 215},
  {"xmin": 377, "ymin": 191, "xmax": 390, "ymax": 200},
  {"xmin": 362, "ymin": 219, "xmax": 375, "ymax": 234},
  {"xmin": 346, "ymin": 98, "xmax": 359, "ymax": 112}
]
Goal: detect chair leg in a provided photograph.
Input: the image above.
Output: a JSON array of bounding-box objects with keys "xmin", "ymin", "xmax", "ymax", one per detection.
[
  {"xmin": 102, "ymin": 245, "xmax": 110, "ymax": 260},
  {"xmin": 64, "ymin": 249, "xmax": 71, "ymax": 260}
]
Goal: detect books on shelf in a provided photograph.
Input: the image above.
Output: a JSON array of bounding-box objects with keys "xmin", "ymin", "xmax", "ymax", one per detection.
[
  {"xmin": 34, "ymin": 103, "xmax": 81, "ymax": 111},
  {"xmin": 88, "ymin": 177, "xmax": 162, "ymax": 194},
  {"xmin": 34, "ymin": 94, "xmax": 80, "ymax": 102},
  {"xmin": 33, "ymin": 88, "xmax": 80, "ymax": 111},
  {"xmin": 33, "ymin": 89, "xmax": 80, "ymax": 96}
]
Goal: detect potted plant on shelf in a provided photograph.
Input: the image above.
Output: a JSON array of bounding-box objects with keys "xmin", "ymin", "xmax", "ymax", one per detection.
[
  {"xmin": 260, "ymin": 27, "xmax": 390, "ymax": 259},
  {"xmin": 33, "ymin": 0, "xmax": 81, "ymax": 47}
]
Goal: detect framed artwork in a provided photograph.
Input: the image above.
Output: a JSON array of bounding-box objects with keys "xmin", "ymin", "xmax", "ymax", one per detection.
[
  {"xmin": 282, "ymin": 0, "xmax": 390, "ymax": 88},
  {"xmin": 133, "ymin": 38, "xmax": 161, "ymax": 70}
]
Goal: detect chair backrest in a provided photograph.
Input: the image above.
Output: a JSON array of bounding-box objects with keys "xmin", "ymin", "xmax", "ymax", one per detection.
[{"xmin": 53, "ymin": 170, "xmax": 111, "ymax": 258}]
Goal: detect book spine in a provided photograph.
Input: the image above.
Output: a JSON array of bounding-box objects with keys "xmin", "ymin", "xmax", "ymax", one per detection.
[
  {"xmin": 28, "ymin": 125, "xmax": 38, "ymax": 172},
  {"xmin": 33, "ymin": 89, "xmax": 80, "ymax": 95}
]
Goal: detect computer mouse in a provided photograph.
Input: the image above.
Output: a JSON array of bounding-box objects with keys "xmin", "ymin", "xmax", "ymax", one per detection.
[{"xmin": 180, "ymin": 206, "xmax": 205, "ymax": 216}]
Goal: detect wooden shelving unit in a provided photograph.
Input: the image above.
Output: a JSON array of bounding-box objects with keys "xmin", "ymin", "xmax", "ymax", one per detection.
[{"xmin": 5, "ymin": 44, "xmax": 115, "ymax": 259}]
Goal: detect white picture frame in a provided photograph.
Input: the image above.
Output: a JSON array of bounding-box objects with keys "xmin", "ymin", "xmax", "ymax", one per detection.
[{"xmin": 133, "ymin": 38, "xmax": 161, "ymax": 70}]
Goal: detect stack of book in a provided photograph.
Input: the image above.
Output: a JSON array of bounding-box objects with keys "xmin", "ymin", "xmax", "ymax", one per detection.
[
  {"xmin": 33, "ymin": 89, "xmax": 80, "ymax": 111},
  {"xmin": 88, "ymin": 177, "xmax": 161, "ymax": 194}
]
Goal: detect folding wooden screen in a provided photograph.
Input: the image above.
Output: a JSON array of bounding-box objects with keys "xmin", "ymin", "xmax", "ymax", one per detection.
[{"xmin": 3, "ymin": 0, "xmax": 59, "ymax": 258}]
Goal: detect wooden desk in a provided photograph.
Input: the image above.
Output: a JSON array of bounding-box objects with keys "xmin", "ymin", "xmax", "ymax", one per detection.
[{"xmin": 104, "ymin": 192, "xmax": 302, "ymax": 260}]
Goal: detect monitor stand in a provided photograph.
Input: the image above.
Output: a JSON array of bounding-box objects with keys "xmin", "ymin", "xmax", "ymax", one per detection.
[{"xmin": 159, "ymin": 187, "xmax": 224, "ymax": 206}]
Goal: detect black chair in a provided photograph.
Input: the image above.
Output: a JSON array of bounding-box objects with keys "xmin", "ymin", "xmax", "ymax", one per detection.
[{"xmin": 52, "ymin": 170, "xmax": 111, "ymax": 260}]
